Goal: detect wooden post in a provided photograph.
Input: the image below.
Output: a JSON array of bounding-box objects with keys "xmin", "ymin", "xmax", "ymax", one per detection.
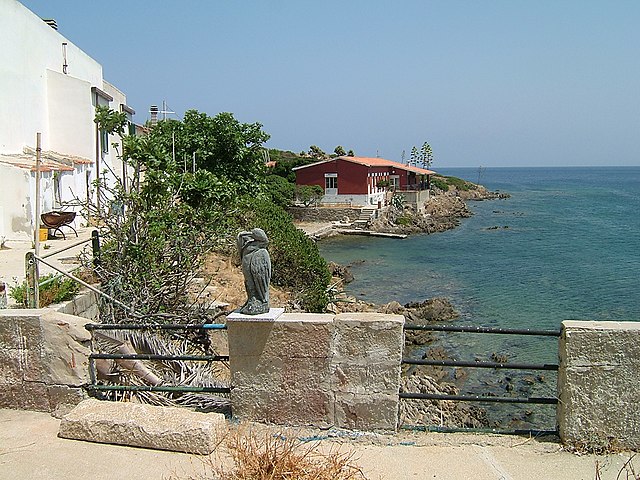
[
  {"xmin": 91, "ymin": 229, "xmax": 101, "ymax": 267},
  {"xmin": 25, "ymin": 252, "xmax": 38, "ymax": 308},
  {"xmin": 32, "ymin": 132, "xmax": 42, "ymax": 307}
]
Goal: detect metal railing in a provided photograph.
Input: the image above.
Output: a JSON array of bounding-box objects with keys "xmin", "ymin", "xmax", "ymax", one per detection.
[
  {"xmin": 85, "ymin": 322, "xmax": 231, "ymax": 395},
  {"xmin": 401, "ymin": 323, "xmax": 561, "ymax": 433},
  {"xmin": 25, "ymin": 230, "xmax": 101, "ymax": 308}
]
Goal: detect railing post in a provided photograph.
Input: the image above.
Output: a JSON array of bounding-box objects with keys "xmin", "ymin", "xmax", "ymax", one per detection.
[
  {"xmin": 91, "ymin": 229, "xmax": 101, "ymax": 267},
  {"xmin": 25, "ymin": 251, "xmax": 39, "ymax": 308}
]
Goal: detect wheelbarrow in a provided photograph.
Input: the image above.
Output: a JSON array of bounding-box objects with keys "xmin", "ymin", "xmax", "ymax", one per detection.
[{"xmin": 41, "ymin": 211, "xmax": 77, "ymax": 239}]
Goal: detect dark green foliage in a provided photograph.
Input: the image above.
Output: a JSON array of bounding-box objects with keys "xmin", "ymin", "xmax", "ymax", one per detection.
[
  {"xmin": 146, "ymin": 110, "xmax": 270, "ymax": 193},
  {"xmin": 10, "ymin": 274, "xmax": 79, "ymax": 307},
  {"xmin": 238, "ymin": 198, "xmax": 330, "ymax": 312},
  {"xmin": 296, "ymin": 184, "xmax": 324, "ymax": 207},
  {"xmin": 265, "ymin": 174, "xmax": 296, "ymax": 208},
  {"xmin": 266, "ymin": 149, "xmax": 317, "ymax": 182},
  {"xmin": 430, "ymin": 176, "xmax": 449, "ymax": 191},
  {"xmin": 333, "ymin": 145, "xmax": 346, "ymax": 156},
  {"xmin": 443, "ymin": 175, "xmax": 474, "ymax": 191}
]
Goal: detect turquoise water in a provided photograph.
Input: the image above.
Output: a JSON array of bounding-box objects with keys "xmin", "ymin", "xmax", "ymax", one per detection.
[{"xmin": 319, "ymin": 167, "xmax": 640, "ymax": 422}]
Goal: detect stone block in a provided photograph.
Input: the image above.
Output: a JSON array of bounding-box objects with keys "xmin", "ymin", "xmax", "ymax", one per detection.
[
  {"xmin": 559, "ymin": 321, "xmax": 640, "ymax": 450},
  {"xmin": 334, "ymin": 392, "xmax": 399, "ymax": 431},
  {"xmin": 58, "ymin": 399, "xmax": 226, "ymax": 454},
  {"xmin": 331, "ymin": 361, "xmax": 401, "ymax": 395},
  {"xmin": 227, "ymin": 313, "xmax": 333, "ymax": 359},
  {"xmin": 0, "ymin": 312, "xmax": 44, "ymax": 382},
  {"xmin": 40, "ymin": 311, "xmax": 92, "ymax": 386},
  {"xmin": 332, "ymin": 313, "xmax": 404, "ymax": 362},
  {"xmin": 232, "ymin": 386, "xmax": 332, "ymax": 427},
  {"xmin": 0, "ymin": 382, "xmax": 51, "ymax": 411}
]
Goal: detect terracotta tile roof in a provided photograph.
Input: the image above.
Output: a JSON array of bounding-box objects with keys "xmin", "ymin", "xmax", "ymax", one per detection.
[
  {"xmin": 292, "ymin": 156, "xmax": 436, "ymax": 175},
  {"xmin": 338, "ymin": 156, "xmax": 436, "ymax": 175},
  {"xmin": 0, "ymin": 148, "xmax": 93, "ymax": 172}
]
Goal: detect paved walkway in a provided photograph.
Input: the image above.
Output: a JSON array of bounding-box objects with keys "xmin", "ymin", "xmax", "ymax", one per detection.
[
  {"xmin": 0, "ymin": 227, "xmax": 94, "ymax": 306},
  {"xmin": 0, "ymin": 408, "xmax": 636, "ymax": 480}
]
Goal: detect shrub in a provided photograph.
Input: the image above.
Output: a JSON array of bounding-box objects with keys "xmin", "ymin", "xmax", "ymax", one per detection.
[
  {"xmin": 198, "ymin": 427, "xmax": 367, "ymax": 480},
  {"xmin": 237, "ymin": 197, "xmax": 331, "ymax": 312},
  {"xmin": 430, "ymin": 176, "xmax": 449, "ymax": 191},
  {"xmin": 10, "ymin": 273, "xmax": 80, "ymax": 307}
]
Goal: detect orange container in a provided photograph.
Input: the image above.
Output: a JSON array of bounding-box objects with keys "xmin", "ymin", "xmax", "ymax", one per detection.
[{"xmin": 39, "ymin": 228, "xmax": 48, "ymax": 241}]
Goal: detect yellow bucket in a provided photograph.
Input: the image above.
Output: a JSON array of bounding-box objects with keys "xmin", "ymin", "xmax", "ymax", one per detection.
[{"xmin": 39, "ymin": 228, "xmax": 48, "ymax": 241}]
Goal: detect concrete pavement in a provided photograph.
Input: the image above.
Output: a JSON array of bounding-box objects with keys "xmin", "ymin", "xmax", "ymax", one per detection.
[
  {"xmin": 1, "ymin": 408, "xmax": 636, "ymax": 480},
  {"xmin": 0, "ymin": 227, "xmax": 94, "ymax": 306}
]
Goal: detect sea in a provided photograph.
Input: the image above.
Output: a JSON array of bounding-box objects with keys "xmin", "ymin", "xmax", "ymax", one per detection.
[{"xmin": 318, "ymin": 166, "xmax": 640, "ymax": 428}]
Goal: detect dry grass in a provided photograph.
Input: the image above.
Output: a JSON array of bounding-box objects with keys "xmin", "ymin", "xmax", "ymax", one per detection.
[{"xmin": 172, "ymin": 426, "xmax": 368, "ymax": 480}]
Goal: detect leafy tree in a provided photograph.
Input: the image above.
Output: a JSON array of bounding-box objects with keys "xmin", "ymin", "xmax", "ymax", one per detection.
[
  {"xmin": 265, "ymin": 174, "xmax": 296, "ymax": 207},
  {"xmin": 296, "ymin": 185, "xmax": 324, "ymax": 207},
  {"xmin": 308, "ymin": 145, "xmax": 326, "ymax": 160},
  {"xmin": 347, "ymin": 149, "xmax": 355, "ymax": 157},
  {"xmin": 147, "ymin": 110, "xmax": 270, "ymax": 193},
  {"xmin": 420, "ymin": 142, "xmax": 434, "ymax": 169},
  {"xmin": 333, "ymin": 145, "xmax": 346, "ymax": 156}
]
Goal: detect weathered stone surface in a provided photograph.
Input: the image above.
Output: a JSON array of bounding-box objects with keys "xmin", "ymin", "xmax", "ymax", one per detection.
[
  {"xmin": 228, "ymin": 312, "xmax": 404, "ymax": 432},
  {"xmin": 332, "ymin": 313, "xmax": 404, "ymax": 363},
  {"xmin": 331, "ymin": 361, "xmax": 401, "ymax": 395},
  {"xmin": 57, "ymin": 291, "xmax": 99, "ymax": 321},
  {"xmin": 334, "ymin": 392, "xmax": 399, "ymax": 431},
  {"xmin": 58, "ymin": 399, "xmax": 225, "ymax": 454},
  {"xmin": 40, "ymin": 311, "xmax": 92, "ymax": 386},
  {"xmin": 0, "ymin": 309, "xmax": 92, "ymax": 412},
  {"xmin": 558, "ymin": 321, "xmax": 640, "ymax": 450}
]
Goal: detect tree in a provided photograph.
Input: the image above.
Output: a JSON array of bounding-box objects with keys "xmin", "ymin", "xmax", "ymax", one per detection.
[
  {"xmin": 347, "ymin": 149, "xmax": 355, "ymax": 156},
  {"xmin": 333, "ymin": 145, "xmax": 346, "ymax": 156},
  {"xmin": 410, "ymin": 146, "xmax": 419, "ymax": 167},
  {"xmin": 147, "ymin": 110, "xmax": 270, "ymax": 193},
  {"xmin": 420, "ymin": 142, "xmax": 434, "ymax": 169},
  {"xmin": 308, "ymin": 145, "xmax": 326, "ymax": 160}
]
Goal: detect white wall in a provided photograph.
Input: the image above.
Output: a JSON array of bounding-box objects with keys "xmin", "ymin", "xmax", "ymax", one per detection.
[{"xmin": 0, "ymin": 0, "xmax": 133, "ymax": 240}]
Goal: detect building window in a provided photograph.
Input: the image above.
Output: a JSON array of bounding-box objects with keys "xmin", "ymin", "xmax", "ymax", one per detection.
[
  {"xmin": 100, "ymin": 129, "xmax": 109, "ymax": 153},
  {"xmin": 325, "ymin": 173, "xmax": 337, "ymax": 190}
]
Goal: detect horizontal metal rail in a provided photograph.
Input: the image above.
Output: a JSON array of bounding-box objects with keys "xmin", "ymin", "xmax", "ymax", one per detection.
[
  {"xmin": 34, "ymin": 254, "xmax": 139, "ymax": 315},
  {"xmin": 402, "ymin": 358, "xmax": 558, "ymax": 371},
  {"xmin": 86, "ymin": 323, "xmax": 227, "ymax": 331},
  {"xmin": 90, "ymin": 353, "xmax": 229, "ymax": 362},
  {"xmin": 401, "ymin": 425, "xmax": 559, "ymax": 437},
  {"xmin": 86, "ymin": 384, "xmax": 231, "ymax": 394},
  {"xmin": 404, "ymin": 324, "xmax": 561, "ymax": 337},
  {"xmin": 41, "ymin": 235, "xmax": 93, "ymax": 259},
  {"xmin": 399, "ymin": 392, "xmax": 558, "ymax": 405}
]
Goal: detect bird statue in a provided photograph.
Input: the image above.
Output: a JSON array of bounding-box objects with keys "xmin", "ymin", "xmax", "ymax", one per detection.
[{"xmin": 237, "ymin": 228, "xmax": 272, "ymax": 315}]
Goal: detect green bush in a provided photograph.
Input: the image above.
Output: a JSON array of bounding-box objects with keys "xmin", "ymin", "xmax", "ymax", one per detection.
[
  {"xmin": 238, "ymin": 197, "xmax": 331, "ymax": 312},
  {"xmin": 430, "ymin": 176, "xmax": 449, "ymax": 191},
  {"xmin": 444, "ymin": 176, "xmax": 473, "ymax": 191},
  {"xmin": 10, "ymin": 273, "xmax": 80, "ymax": 307}
]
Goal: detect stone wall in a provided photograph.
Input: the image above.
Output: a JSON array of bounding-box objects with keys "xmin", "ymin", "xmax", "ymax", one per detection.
[
  {"xmin": 56, "ymin": 290, "xmax": 99, "ymax": 321},
  {"xmin": 558, "ymin": 320, "xmax": 640, "ymax": 449},
  {"xmin": 228, "ymin": 312, "xmax": 404, "ymax": 431},
  {"xmin": 288, "ymin": 206, "xmax": 363, "ymax": 223},
  {"xmin": 0, "ymin": 309, "xmax": 91, "ymax": 414}
]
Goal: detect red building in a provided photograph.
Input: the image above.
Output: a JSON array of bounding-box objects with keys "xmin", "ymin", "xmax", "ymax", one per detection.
[{"xmin": 293, "ymin": 156, "xmax": 435, "ymax": 207}]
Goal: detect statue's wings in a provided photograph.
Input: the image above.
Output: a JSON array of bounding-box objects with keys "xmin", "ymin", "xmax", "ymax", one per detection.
[{"xmin": 249, "ymin": 249, "xmax": 271, "ymax": 301}]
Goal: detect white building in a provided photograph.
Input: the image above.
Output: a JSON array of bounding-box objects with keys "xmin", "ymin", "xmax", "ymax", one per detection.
[{"xmin": 0, "ymin": 0, "xmax": 135, "ymax": 241}]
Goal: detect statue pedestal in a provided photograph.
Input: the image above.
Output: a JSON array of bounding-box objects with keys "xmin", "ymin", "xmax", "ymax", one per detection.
[{"xmin": 227, "ymin": 307, "xmax": 285, "ymax": 322}]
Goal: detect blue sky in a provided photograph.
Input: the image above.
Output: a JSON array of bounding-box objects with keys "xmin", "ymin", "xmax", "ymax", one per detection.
[{"xmin": 20, "ymin": 1, "xmax": 640, "ymax": 167}]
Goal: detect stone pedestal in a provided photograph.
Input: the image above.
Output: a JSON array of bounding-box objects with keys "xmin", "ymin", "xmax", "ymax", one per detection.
[
  {"xmin": 558, "ymin": 320, "xmax": 640, "ymax": 449},
  {"xmin": 227, "ymin": 312, "xmax": 404, "ymax": 431}
]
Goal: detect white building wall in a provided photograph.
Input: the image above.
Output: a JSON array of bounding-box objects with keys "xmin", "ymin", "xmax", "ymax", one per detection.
[
  {"xmin": 0, "ymin": 164, "xmax": 32, "ymax": 240},
  {"xmin": 0, "ymin": 0, "xmax": 133, "ymax": 240}
]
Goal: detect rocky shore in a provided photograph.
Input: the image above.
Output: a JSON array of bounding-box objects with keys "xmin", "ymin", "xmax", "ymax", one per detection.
[{"xmin": 368, "ymin": 185, "xmax": 509, "ymax": 236}]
